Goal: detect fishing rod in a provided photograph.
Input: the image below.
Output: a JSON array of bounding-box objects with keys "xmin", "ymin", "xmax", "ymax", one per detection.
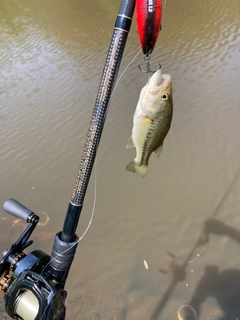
[{"xmin": 0, "ymin": 0, "xmax": 135, "ymax": 319}]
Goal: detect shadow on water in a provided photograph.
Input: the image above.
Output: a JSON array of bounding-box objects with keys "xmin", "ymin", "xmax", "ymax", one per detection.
[
  {"xmin": 179, "ymin": 219, "xmax": 240, "ymax": 320},
  {"xmin": 149, "ymin": 234, "xmax": 201, "ymax": 320},
  {"xmin": 149, "ymin": 166, "xmax": 240, "ymax": 320},
  {"xmin": 149, "ymin": 219, "xmax": 240, "ymax": 320},
  {"xmin": 184, "ymin": 265, "xmax": 240, "ymax": 320}
]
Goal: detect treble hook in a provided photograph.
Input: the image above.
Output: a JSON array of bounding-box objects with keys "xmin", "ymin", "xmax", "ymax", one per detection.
[{"xmin": 138, "ymin": 53, "xmax": 161, "ymax": 74}]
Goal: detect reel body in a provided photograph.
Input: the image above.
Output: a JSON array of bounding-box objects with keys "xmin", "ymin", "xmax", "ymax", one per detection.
[{"xmin": 0, "ymin": 199, "xmax": 68, "ymax": 320}]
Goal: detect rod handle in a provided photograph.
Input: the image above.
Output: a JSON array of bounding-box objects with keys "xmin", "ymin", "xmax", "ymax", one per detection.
[{"xmin": 3, "ymin": 198, "xmax": 35, "ymax": 223}]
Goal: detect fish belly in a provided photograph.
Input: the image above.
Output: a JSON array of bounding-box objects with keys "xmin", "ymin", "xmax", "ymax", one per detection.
[
  {"xmin": 132, "ymin": 111, "xmax": 171, "ymax": 166},
  {"xmin": 132, "ymin": 114, "xmax": 155, "ymax": 165}
]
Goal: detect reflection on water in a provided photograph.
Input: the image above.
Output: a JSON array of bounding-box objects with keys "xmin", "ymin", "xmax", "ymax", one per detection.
[{"xmin": 0, "ymin": 0, "xmax": 240, "ymax": 318}]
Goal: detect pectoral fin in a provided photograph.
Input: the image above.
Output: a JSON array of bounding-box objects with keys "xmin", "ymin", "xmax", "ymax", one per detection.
[
  {"xmin": 154, "ymin": 143, "xmax": 163, "ymax": 158},
  {"xmin": 126, "ymin": 137, "xmax": 135, "ymax": 149}
]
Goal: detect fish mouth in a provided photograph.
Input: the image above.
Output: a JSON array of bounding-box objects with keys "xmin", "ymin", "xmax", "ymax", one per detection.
[{"xmin": 149, "ymin": 69, "xmax": 171, "ymax": 92}]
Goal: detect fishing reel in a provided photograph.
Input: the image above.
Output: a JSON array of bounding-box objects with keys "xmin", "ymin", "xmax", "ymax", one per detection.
[{"xmin": 0, "ymin": 198, "xmax": 73, "ymax": 320}]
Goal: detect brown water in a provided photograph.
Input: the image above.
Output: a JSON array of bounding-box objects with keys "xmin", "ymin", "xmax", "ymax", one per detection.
[{"xmin": 0, "ymin": 0, "xmax": 240, "ymax": 319}]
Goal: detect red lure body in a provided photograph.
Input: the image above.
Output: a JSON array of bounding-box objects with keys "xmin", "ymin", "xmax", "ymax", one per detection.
[{"xmin": 136, "ymin": 0, "xmax": 162, "ymax": 55}]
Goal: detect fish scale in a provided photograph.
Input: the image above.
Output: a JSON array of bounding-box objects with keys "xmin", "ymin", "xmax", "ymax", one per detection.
[{"xmin": 140, "ymin": 120, "xmax": 156, "ymax": 164}]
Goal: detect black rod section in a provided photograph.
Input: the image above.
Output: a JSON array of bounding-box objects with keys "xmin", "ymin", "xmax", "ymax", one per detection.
[{"xmin": 61, "ymin": 0, "xmax": 135, "ymax": 242}]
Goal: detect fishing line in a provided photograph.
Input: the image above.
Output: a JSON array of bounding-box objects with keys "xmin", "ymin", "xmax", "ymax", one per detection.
[
  {"xmin": 74, "ymin": 156, "xmax": 97, "ymax": 242},
  {"xmin": 41, "ymin": 7, "xmax": 171, "ymax": 320},
  {"xmin": 39, "ymin": 162, "xmax": 97, "ymax": 320},
  {"xmin": 69, "ymin": 44, "xmax": 165, "ymax": 252},
  {"xmin": 40, "ymin": 160, "xmax": 97, "ymax": 276},
  {"xmin": 110, "ymin": 48, "xmax": 142, "ymax": 101},
  {"xmin": 39, "ymin": 48, "xmax": 143, "ymax": 320},
  {"xmin": 163, "ymin": 0, "xmax": 168, "ymax": 11},
  {"xmin": 68, "ymin": 50, "xmax": 142, "ymax": 244},
  {"xmin": 40, "ymin": 48, "xmax": 142, "ymax": 279},
  {"xmin": 42, "ymin": 0, "xmax": 168, "ymax": 311},
  {"xmin": 182, "ymin": 167, "xmax": 240, "ymax": 268}
]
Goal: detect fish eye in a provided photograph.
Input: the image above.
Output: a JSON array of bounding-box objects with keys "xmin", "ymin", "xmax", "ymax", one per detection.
[{"xmin": 161, "ymin": 94, "xmax": 168, "ymax": 100}]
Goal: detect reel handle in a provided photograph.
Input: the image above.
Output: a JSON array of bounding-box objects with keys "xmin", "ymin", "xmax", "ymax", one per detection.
[{"xmin": 3, "ymin": 198, "xmax": 36, "ymax": 223}]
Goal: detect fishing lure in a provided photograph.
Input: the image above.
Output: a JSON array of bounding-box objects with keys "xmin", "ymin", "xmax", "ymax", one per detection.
[{"xmin": 136, "ymin": 0, "xmax": 162, "ymax": 55}]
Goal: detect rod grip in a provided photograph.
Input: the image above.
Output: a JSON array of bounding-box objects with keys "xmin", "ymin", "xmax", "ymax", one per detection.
[{"xmin": 3, "ymin": 198, "xmax": 34, "ymax": 222}]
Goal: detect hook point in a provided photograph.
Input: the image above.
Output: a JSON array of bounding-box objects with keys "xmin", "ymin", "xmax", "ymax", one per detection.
[{"xmin": 138, "ymin": 55, "xmax": 161, "ymax": 74}]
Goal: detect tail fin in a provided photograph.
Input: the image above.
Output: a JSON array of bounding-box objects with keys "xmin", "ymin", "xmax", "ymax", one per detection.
[{"xmin": 126, "ymin": 161, "xmax": 148, "ymax": 178}]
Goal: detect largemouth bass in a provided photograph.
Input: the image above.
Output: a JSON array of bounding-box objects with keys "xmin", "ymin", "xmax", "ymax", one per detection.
[{"xmin": 126, "ymin": 69, "xmax": 173, "ymax": 178}]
